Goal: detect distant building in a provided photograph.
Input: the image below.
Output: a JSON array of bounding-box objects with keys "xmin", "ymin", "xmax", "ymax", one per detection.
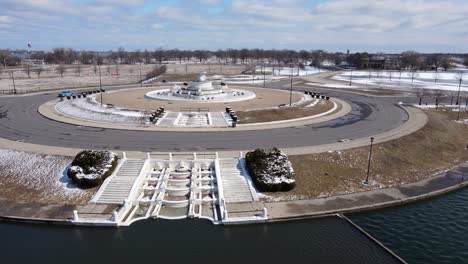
[
  {"xmin": 361, "ymin": 56, "xmax": 398, "ymax": 69},
  {"xmin": 21, "ymin": 59, "xmax": 45, "ymax": 65}
]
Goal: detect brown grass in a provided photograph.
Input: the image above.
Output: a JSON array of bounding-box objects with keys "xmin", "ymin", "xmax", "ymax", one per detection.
[
  {"xmin": 237, "ymin": 100, "xmax": 335, "ymax": 124},
  {"xmin": 97, "ymin": 87, "xmax": 303, "ymax": 111},
  {"xmin": 0, "ymin": 177, "xmax": 94, "ymax": 205},
  {"xmin": 267, "ymin": 109, "xmax": 468, "ymax": 201},
  {"xmin": 159, "ymin": 73, "xmax": 199, "ymax": 82}
]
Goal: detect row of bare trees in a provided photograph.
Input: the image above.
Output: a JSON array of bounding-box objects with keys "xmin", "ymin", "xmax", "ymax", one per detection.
[
  {"xmin": 3, "ymin": 48, "xmax": 468, "ymax": 73},
  {"xmin": 4, "ymin": 48, "xmax": 339, "ymax": 67},
  {"xmin": 415, "ymin": 88, "xmax": 468, "ymax": 108}
]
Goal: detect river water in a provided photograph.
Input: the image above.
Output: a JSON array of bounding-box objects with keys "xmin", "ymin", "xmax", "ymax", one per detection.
[
  {"xmin": 1, "ymin": 188, "xmax": 467, "ymax": 264},
  {"xmin": 351, "ymin": 187, "xmax": 468, "ymax": 264}
]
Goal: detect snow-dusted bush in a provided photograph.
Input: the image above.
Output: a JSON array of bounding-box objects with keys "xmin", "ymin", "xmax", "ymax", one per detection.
[
  {"xmin": 245, "ymin": 148, "xmax": 296, "ymax": 192},
  {"xmin": 67, "ymin": 150, "xmax": 118, "ymax": 188}
]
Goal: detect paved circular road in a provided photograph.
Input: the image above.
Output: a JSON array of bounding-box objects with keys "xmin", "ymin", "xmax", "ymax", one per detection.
[{"xmin": 0, "ymin": 80, "xmax": 416, "ymax": 152}]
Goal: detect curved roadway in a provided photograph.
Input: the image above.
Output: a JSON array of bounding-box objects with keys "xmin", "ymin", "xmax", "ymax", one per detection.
[{"xmin": 0, "ymin": 80, "xmax": 417, "ymax": 152}]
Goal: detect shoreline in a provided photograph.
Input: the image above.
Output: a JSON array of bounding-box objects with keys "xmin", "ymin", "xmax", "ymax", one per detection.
[{"xmin": 0, "ymin": 161, "xmax": 466, "ymax": 226}]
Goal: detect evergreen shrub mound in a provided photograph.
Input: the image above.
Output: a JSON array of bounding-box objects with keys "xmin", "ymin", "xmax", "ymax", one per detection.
[
  {"xmin": 67, "ymin": 150, "xmax": 118, "ymax": 188},
  {"xmin": 245, "ymin": 147, "xmax": 296, "ymax": 192}
]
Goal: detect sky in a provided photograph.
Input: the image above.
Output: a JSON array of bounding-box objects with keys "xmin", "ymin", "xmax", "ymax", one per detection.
[{"xmin": 0, "ymin": 0, "xmax": 467, "ymax": 53}]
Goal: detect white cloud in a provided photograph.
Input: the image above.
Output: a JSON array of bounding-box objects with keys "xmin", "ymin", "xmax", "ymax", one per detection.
[
  {"xmin": 152, "ymin": 23, "xmax": 164, "ymax": 29},
  {"xmin": 1, "ymin": 0, "xmax": 468, "ymax": 52},
  {"xmin": 197, "ymin": 0, "xmax": 222, "ymax": 5}
]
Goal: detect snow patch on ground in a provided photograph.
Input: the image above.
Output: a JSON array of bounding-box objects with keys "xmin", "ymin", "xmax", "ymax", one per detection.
[
  {"xmin": 305, "ymin": 83, "xmax": 364, "ymax": 89},
  {"xmin": 260, "ymin": 66, "xmax": 326, "ymax": 76},
  {"xmin": 333, "ymin": 70, "xmax": 468, "ymax": 92},
  {"xmin": 56, "ymin": 96, "xmax": 145, "ymax": 124},
  {"xmin": 414, "ymin": 104, "xmax": 467, "ymax": 110},
  {"xmin": 0, "ymin": 149, "xmax": 93, "ymax": 204}
]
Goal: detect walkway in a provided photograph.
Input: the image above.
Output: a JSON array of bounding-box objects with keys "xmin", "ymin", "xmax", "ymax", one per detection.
[
  {"xmin": 218, "ymin": 158, "xmax": 255, "ymax": 203},
  {"xmin": 266, "ymin": 162, "xmax": 468, "ymax": 221},
  {"xmin": 94, "ymin": 159, "xmax": 145, "ymax": 204}
]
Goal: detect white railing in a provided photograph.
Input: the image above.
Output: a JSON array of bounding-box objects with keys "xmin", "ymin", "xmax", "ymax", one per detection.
[{"xmin": 126, "ymin": 157, "xmax": 151, "ymax": 203}]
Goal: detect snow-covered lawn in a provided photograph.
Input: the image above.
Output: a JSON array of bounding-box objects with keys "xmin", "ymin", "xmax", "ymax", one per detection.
[
  {"xmin": 333, "ymin": 70, "xmax": 468, "ymax": 92},
  {"xmin": 414, "ymin": 104, "xmax": 467, "ymax": 110},
  {"xmin": 209, "ymin": 74, "xmax": 283, "ymax": 84},
  {"xmin": 259, "ymin": 66, "xmax": 325, "ymax": 76},
  {"xmin": 0, "ymin": 149, "xmax": 93, "ymax": 204},
  {"xmin": 56, "ymin": 96, "xmax": 145, "ymax": 124}
]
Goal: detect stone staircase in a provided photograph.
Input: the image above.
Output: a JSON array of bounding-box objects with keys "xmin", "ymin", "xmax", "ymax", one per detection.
[
  {"xmin": 95, "ymin": 159, "xmax": 145, "ymax": 204},
  {"xmin": 219, "ymin": 158, "xmax": 255, "ymax": 203}
]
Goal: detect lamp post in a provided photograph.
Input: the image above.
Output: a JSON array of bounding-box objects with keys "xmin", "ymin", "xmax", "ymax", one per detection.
[
  {"xmin": 139, "ymin": 63, "xmax": 142, "ymax": 87},
  {"xmin": 252, "ymin": 65, "xmax": 255, "ymax": 84},
  {"xmin": 289, "ymin": 69, "xmax": 293, "ymax": 107},
  {"xmin": 98, "ymin": 64, "xmax": 103, "ymax": 106},
  {"xmin": 263, "ymin": 64, "xmax": 266, "ymax": 88},
  {"xmin": 456, "ymin": 74, "xmax": 463, "ymax": 121},
  {"xmin": 10, "ymin": 71, "xmax": 16, "ymax": 95},
  {"xmin": 363, "ymin": 137, "xmax": 375, "ymax": 185}
]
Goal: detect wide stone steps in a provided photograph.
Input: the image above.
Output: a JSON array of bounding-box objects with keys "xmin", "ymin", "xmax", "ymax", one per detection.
[
  {"xmin": 219, "ymin": 159, "xmax": 254, "ymax": 203},
  {"xmin": 95, "ymin": 159, "xmax": 145, "ymax": 204}
]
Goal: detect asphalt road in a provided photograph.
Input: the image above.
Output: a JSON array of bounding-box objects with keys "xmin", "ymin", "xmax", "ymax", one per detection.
[{"xmin": 0, "ymin": 80, "xmax": 421, "ymax": 152}]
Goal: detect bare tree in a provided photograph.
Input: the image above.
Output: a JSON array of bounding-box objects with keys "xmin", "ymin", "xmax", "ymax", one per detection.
[
  {"xmin": 115, "ymin": 65, "xmax": 119, "ymax": 75},
  {"xmin": 56, "ymin": 64, "xmax": 66, "ymax": 77},
  {"xmin": 447, "ymin": 90, "xmax": 457, "ymax": 105},
  {"xmin": 401, "ymin": 51, "xmax": 422, "ymax": 70},
  {"xmin": 143, "ymin": 49, "xmax": 151, "ymax": 64},
  {"xmin": 432, "ymin": 90, "xmax": 444, "ymax": 109},
  {"xmin": 426, "ymin": 54, "xmax": 445, "ymax": 72},
  {"xmin": 74, "ymin": 64, "xmax": 82, "ymax": 77},
  {"xmin": 433, "ymin": 71, "xmax": 439, "ymax": 84},
  {"xmin": 441, "ymin": 57, "xmax": 453, "ymax": 71},
  {"xmin": 23, "ymin": 64, "xmax": 31, "ymax": 78},
  {"xmin": 106, "ymin": 65, "xmax": 111, "ymax": 74},
  {"xmin": 415, "ymin": 88, "xmax": 430, "ymax": 105},
  {"xmin": 376, "ymin": 70, "xmax": 382, "ymax": 79},
  {"xmin": 388, "ymin": 70, "xmax": 393, "ymax": 81},
  {"xmin": 407, "ymin": 70, "xmax": 419, "ymax": 83},
  {"xmin": 93, "ymin": 64, "xmax": 98, "ymax": 75},
  {"xmin": 33, "ymin": 66, "xmax": 44, "ymax": 78},
  {"xmin": 463, "ymin": 91, "xmax": 468, "ymax": 112},
  {"xmin": 117, "ymin": 47, "xmax": 126, "ymax": 64},
  {"xmin": 153, "ymin": 48, "xmax": 164, "ymax": 64},
  {"xmin": 455, "ymin": 72, "xmax": 464, "ymax": 105}
]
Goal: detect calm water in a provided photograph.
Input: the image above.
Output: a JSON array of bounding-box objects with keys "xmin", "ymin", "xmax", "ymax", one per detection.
[
  {"xmin": 1, "ymin": 188, "xmax": 467, "ymax": 264},
  {"xmin": 0, "ymin": 217, "xmax": 398, "ymax": 264},
  {"xmin": 351, "ymin": 187, "xmax": 468, "ymax": 264}
]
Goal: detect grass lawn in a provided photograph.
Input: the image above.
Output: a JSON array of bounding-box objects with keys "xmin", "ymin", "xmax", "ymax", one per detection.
[
  {"xmin": 237, "ymin": 99, "xmax": 335, "ymax": 124},
  {"xmin": 264, "ymin": 109, "xmax": 468, "ymax": 201}
]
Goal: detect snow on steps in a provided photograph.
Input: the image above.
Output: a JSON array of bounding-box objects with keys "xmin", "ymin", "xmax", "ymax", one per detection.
[
  {"xmin": 219, "ymin": 158, "xmax": 256, "ymax": 203},
  {"xmin": 94, "ymin": 159, "xmax": 145, "ymax": 204}
]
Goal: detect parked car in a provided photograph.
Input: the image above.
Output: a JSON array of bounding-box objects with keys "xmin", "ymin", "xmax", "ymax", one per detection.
[{"xmin": 58, "ymin": 91, "xmax": 75, "ymax": 97}]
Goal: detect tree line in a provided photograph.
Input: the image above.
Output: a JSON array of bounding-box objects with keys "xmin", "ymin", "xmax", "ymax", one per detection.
[{"xmin": 1, "ymin": 48, "xmax": 467, "ymax": 71}]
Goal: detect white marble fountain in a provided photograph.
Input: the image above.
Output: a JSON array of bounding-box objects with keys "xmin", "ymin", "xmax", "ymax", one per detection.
[{"xmin": 145, "ymin": 74, "xmax": 256, "ymax": 102}]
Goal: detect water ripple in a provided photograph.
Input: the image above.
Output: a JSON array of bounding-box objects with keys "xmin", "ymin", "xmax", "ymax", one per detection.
[{"xmin": 351, "ymin": 187, "xmax": 468, "ymax": 264}]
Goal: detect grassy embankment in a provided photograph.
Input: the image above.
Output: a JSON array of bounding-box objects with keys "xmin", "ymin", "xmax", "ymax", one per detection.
[{"xmin": 266, "ymin": 109, "xmax": 468, "ymax": 201}]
